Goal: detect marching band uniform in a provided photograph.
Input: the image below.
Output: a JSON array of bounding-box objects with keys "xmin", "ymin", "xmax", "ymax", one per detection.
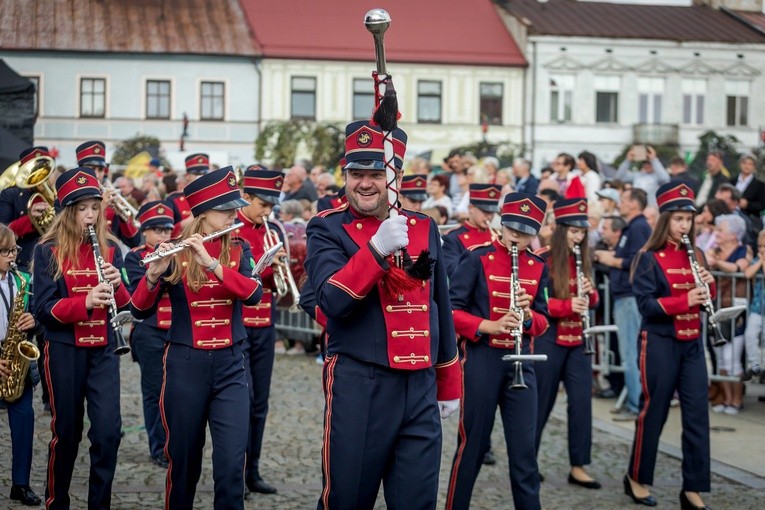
[
  {"xmin": 131, "ymin": 167, "xmax": 262, "ymax": 510},
  {"xmin": 399, "ymin": 175, "xmax": 428, "ymax": 212},
  {"xmin": 0, "ymin": 146, "xmax": 54, "ymax": 271},
  {"xmin": 534, "ymin": 198, "xmax": 601, "ymax": 489},
  {"xmin": 233, "ymin": 166, "xmax": 285, "ymax": 495},
  {"xmin": 0, "ymin": 231, "xmax": 43, "ymax": 506},
  {"xmin": 446, "ymin": 193, "xmax": 550, "ymax": 510},
  {"xmin": 316, "ymin": 186, "xmax": 346, "ymax": 213},
  {"xmin": 166, "ymin": 153, "xmax": 209, "ymax": 237},
  {"xmin": 626, "ymin": 183, "xmax": 713, "ymax": 509},
  {"xmin": 33, "ymin": 167, "xmax": 131, "ymax": 510},
  {"xmin": 76, "ymin": 141, "xmax": 142, "ymax": 248},
  {"xmin": 305, "ymin": 120, "xmax": 461, "ymax": 510},
  {"xmin": 441, "ymin": 183, "xmax": 501, "ymax": 277},
  {"xmin": 123, "ymin": 201, "xmax": 175, "ymax": 468}
]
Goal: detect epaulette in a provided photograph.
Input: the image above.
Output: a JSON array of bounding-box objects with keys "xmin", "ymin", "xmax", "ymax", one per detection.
[
  {"xmin": 130, "ymin": 244, "xmax": 147, "ymax": 253},
  {"xmin": 469, "ymin": 241, "xmax": 493, "ymax": 251},
  {"xmin": 441, "ymin": 224, "xmax": 463, "ymax": 237},
  {"xmin": 533, "ymin": 246, "xmax": 550, "ymax": 257},
  {"xmin": 316, "ymin": 201, "xmax": 349, "ymax": 218},
  {"xmin": 526, "ymin": 248, "xmax": 546, "ymax": 263}
]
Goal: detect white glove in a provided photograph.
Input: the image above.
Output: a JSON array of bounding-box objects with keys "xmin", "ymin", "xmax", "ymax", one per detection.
[
  {"xmin": 370, "ymin": 215, "xmax": 409, "ymax": 257},
  {"xmin": 438, "ymin": 399, "xmax": 460, "ymax": 420}
]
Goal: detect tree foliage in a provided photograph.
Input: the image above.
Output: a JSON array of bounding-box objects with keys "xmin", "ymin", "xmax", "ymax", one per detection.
[
  {"xmin": 110, "ymin": 134, "xmax": 167, "ymax": 167},
  {"xmin": 450, "ymin": 140, "xmax": 526, "ymax": 169},
  {"xmin": 255, "ymin": 120, "xmax": 345, "ymax": 170}
]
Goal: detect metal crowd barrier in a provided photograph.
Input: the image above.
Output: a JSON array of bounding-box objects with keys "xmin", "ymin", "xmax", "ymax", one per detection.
[{"xmin": 274, "ymin": 308, "xmax": 322, "ymax": 345}]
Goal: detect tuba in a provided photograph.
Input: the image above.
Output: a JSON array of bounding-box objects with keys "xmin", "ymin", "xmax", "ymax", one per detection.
[
  {"xmin": 573, "ymin": 245, "xmax": 595, "ymax": 355},
  {"xmin": 0, "ymin": 263, "xmax": 40, "ymax": 402},
  {"xmin": 262, "ymin": 217, "xmax": 301, "ymax": 312},
  {"xmin": 502, "ymin": 243, "xmax": 547, "ymax": 390},
  {"xmin": 1, "ymin": 155, "xmax": 57, "ymax": 234}
]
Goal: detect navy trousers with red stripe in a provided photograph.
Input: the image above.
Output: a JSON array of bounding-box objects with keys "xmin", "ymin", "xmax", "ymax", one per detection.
[
  {"xmin": 446, "ymin": 340, "xmax": 541, "ymax": 510},
  {"xmin": 628, "ymin": 332, "xmax": 710, "ymax": 492},
  {"xmin": 318, "ymin": 354, "xmax": 441, "ymax": 510},
  {"xmin": 131, "ymin": 323, "xmax": 167, "ymax": 459},
  {"xmin": 44, "ymin": 341, "xmax": 122, "ymax": 510},
  {"xmin": 534, "ymin": 338, "xmax": 592, "ymax": 467},
  {"xmin": 161, "ymin": 342, "xmax": 249, "ymax": 510},
  {"xmin": 242, "ymin": 324, "xmax": 275, "ymax": 481}
]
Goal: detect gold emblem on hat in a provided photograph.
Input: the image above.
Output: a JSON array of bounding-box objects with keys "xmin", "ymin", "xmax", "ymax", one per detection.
[
  {"xmin": 198, "ymin": 157, "xmax": 204, "ymax": 163},
  {"xmin": 275, "ymin": 179, "xmax": 283, "ymax": 188},
  {"xmin": 488, "ymin": 189, "xmax": 497, "ymax": 197},
  {"xmin": 228, "ymin": 176, "xmax": 237, "ymax": 188},
  {"xmin": 416, "ymin": 181, "xmax": 423, "ymax": 187},
  {"xmin": 157, "ymin": 206, "xmax": 165, "ymax": 214},
  {"xmin": 357, "ymin": 131, "xmax": 372, "ymax": 147},
  {"xmin": 679, "ymin": 187, "xmax": 689, "ymax": 196},
  {"xmin": 76, "ymin": 175, "xmax": 87, "ymax": 185},
  {"xmin": 34, "ymin": 151, "xmax": 41, "ymax": 158},
  {"xmin": 578, "ymin": 203, "xmax": 586, "ymax": 211},
  {"xmin": 520, "ymin": 203, "xmax": 530, "ymax": 213},
  {"xmin": 94, "ymin": 147, "xmax": 101, "ymax": 154}
]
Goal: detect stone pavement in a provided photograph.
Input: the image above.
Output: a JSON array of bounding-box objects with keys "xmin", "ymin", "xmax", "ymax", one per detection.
[{"xmin": 1, "ymin": 353, "xmax": 764, "ymax": 509}]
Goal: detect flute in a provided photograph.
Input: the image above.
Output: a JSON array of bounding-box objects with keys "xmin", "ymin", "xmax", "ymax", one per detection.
[{"xmin": 139, "ymin": 221, "xmax": 242, "ymax": 267}]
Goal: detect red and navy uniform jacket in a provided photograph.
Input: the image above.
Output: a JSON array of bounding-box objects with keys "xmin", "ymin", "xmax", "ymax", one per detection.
[
  {"xmin": 0, "ymin": 186, "xmax": 40, "ymax": 269},
  {"xmin": 124, "ymin": 245, "xmax": 172, "ymax": 330},
  {"xmin": 233, "ymin": 210, "xmax": 284, "ymax": 329},
  {"xmin": 304, "ymin": 204, "xmax": 461, "ymax": 400},
  {"xmin": 442, "ymin": 222, "xmax": 493, "ymax": 277},
  {"xmin": 166, "ymin": 191, "xmax": 192, "ymax": 238},
  {"xmin": 130, "ymin": 238, "xmax": 262, "ymax": 349},
  {"xmin": 632, "ymin": 240, "xmax": 717, "ymax": 340},
  {"xmin": 536, "ymin": 249, "xmax": 599, "ymax": 347},
  {"xmin": 450, "ymin": 240, "xmax": 549, "ymax": 350},
  {"xmin": 104, "ymin": 206, "xmax": 141, "ymax": 248},
  {"xmin": 32, "ymin": 241, "xmax": 131, "ymax": 347}
]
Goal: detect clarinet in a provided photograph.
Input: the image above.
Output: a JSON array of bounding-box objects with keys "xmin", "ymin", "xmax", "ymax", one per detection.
[
  {"xmin": 87, "ymin": 225, "xmax": 131, "ymax": 355},
  {"xmin": 573, "ymin": 245, "xmax": 595, "ymax": 355},
  {"xmin": 681, "ymin": 234, "xmax": 727, "ymax": 347}
]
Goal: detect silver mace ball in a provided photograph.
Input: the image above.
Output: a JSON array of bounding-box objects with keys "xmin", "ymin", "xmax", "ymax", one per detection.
[{"xmin": 364, "ymin": 8, "xmax": 390, "ymax": 36}]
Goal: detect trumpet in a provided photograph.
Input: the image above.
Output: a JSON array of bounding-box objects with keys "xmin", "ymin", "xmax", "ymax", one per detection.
[
  {"xmin": 102, "ymin": 178, "xmax": 140, "ymax": 229},
  {"xmin": 87, "ymin": 225, "xmax": 131, "ymax": 355},
  {"xmin": 502, "ymin": 243, "xmax": 547, "ymax": 390},
  {"xmin": 573, "ymin": 245, "xmax": 595, "ymax": 355},
  {"xmin": 139, "ymin": 221, "xmax": 242, "ymax": 267},
  {"xmin": 681, "ymin": 234, "xmax": 727, "ymax": 347},
  {"xmin": 262, "ymin": 217, "xmax": 301, "ymax": 312}
]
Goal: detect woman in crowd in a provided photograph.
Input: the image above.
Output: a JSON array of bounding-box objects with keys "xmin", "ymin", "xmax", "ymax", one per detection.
[
  {"xmin": 626, "ymin": 182, "xmax": 713, "ymax": 510},
  {"xmin": 131, "ymin": 167, "xmax": 263, "ymax": 510},
  {"xmin": 34, "ymin": 167, "xmax": 130, "ymax": 509},
  {"xmin": 742, "ymin": 229, "xmax": 765, "ymax": 381},
  {"xmin": 534, "ymin": 198, "xmax": 601, "ymax": 490},
  {"xmin": 706, "ymin": 213, "xmax": 750, "ymax": 415},
  {"xmin": 423, "ymin": 173, "xmax": 454, "ymax": 219},
  {"xmin": 693, "ymin": 199, "xmax": 731, "ymax": 251}
]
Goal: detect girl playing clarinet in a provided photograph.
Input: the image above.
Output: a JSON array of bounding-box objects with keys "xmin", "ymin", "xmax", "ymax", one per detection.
[
  {"xmin": 625, "ymin": 182, "xmax": 714, "ymax": 509},
  {"xmin": 534, "ymin": 198, "xmax": 601, "ymax": 490},
  {"xmin": 33, "ymin": 167, "xmax": 130, "ymax": 509},
  {"xmin": 131, "ymin": 167, "xmax": 262, "ymax": 510}
]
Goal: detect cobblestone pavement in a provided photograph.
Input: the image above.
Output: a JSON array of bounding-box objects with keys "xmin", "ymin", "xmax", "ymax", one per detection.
[{"xmin": 1, "ymin": 353, "xmax": 764, "ymax": 509}]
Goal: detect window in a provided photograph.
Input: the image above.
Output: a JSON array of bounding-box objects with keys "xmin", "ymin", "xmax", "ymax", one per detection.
[
  {"xmin": 681, "ymin": 79, "xmax": 705, "ymax": 125},
  {"xmin": 637, "ymin": 77, "xmax": 664, "ymax": 124},
  {"xmin": 80, "ymin": 77, "xmax": 105, "ymax": 118},
  {"xmin": 24, "ymin": 75, "xmax": 39, "ymax": 116},
  {"xmin": 417, "ymin": 80, "xmax": 442, "ymax": 124},
  {"xmin": 352, "ymin": 78, "xmax": 374, "ymax": 120},
  {"xmin": 480, "ymin": 82, "xmax": 503, "ymax": 125},
  {"xmin": 291, "ymin": 77, "xmax": 316, "ymax": 120},
  {"xmin": 200, "ymin": 81, "xmax": 224, "ymax": 121},
  {"xmin": 726, "ymin": 81, "xmax": 749, "ymax": 127},
  {"xmin": 594, "ymin": 76, "xmax": 620, "ymax": 124},
  {"xmin": 146, "ymin": 80, "xmax": 171, "ymax": 119},
  {"xmin": 549, "ymin": 75, "xmax": 573, "ymax": 123}
]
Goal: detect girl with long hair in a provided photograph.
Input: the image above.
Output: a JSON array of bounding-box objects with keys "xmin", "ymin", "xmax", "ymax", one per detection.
[
  {"xmin": 33, "ymin": 167, "xmax": 131, "ymax": 509},
  {"xmin": 534, "ymin": 198, "xmax": 601, "ymax": 490},
  {"xmin": 625, "ymin": 182, "xmax": 714, "ymax": 510},
  {"xmin": 131, "ymin": 167, "xmax": 262, "ymax": 510}
]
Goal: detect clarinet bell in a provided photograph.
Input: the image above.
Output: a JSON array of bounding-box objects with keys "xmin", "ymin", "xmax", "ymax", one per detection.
[
  {"xmin": 710, "ymin": 322, "xmax": 728, "ymax": 347},
  {"xmin": 113, "ymin": 328, "xmax": 131, "ymax": 356},
  {"xmin": 510, "ymin": 361, "xmax": 527, "ymax": 390},
  {"xmin": 583, "ymin": 335, "xmax": 596, "ymax": 356}
]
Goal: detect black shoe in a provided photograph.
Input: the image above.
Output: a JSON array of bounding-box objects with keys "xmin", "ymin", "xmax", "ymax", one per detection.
[
  {"xmin": 568, "ymin": 473, "xmax": 601, "ymax": 489},
  {"xmin": 623, "ymin": 475, "xmax": 656, "ymax": 506},
  {"xmin": 151, "ymin": 454, "xmax": 169, "ymax": 468},
  {"xmin": 680, "ymin": 490, "xmax": 710, "ymax": 510},
  {"xmin": 482, "ymin": 449, "xmax": 496, "ymax": 465},
  {"xmin": 246, "ymin": 477, "xmax": 277, "ymax": 495},
  {"xmin": 10, "ymin": 485, "xmax": 42, "ymax": 506}
]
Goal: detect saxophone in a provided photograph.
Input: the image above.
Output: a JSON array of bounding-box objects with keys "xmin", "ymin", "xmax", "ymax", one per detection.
[{"xmin": 0, "ymin": 264, "xmax": 40, "ymax": 402}]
